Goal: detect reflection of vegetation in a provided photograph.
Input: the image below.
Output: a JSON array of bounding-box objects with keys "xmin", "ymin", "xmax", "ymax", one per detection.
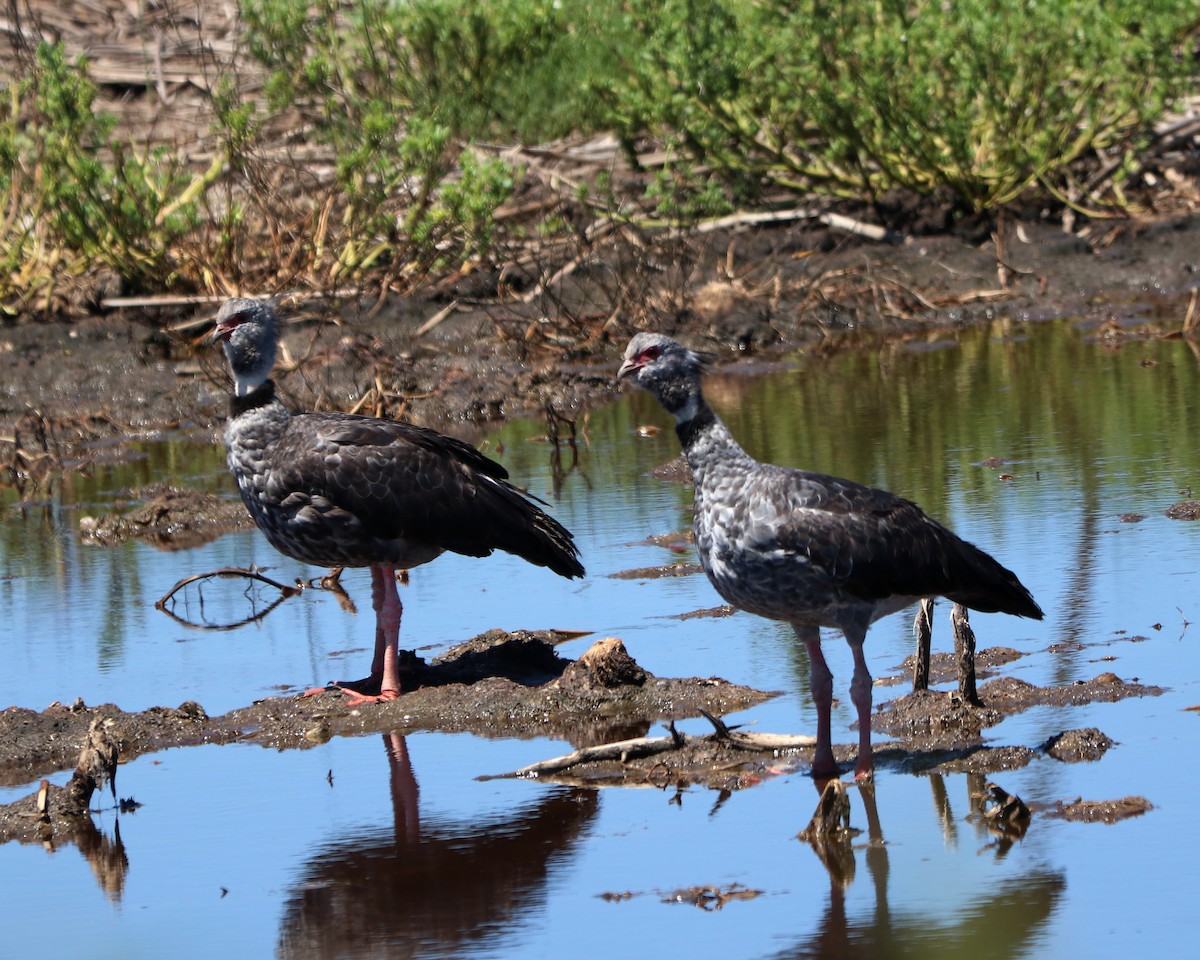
[
  {"xmin": 696, "ymin": 323, "xmax": 1200, "ymax": 526},
  {"xmin": 0, "ymin": 438, "xmax": 231, "ymax": 680}
]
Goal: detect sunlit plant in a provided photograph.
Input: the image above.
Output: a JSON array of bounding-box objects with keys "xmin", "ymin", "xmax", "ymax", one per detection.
[{"xmin": 616, "ymin": 0, "xmax": 1199, "ymax": 213}]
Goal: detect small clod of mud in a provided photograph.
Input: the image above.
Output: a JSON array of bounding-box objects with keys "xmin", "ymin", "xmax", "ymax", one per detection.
[
  {"xmin": 670, "ymin": 604, "xmax": 737, "ymax": 621},
  {"xmin": 608, "ymin": 563, "xmax": 704, "ymax": 580},
  {"xmin": 882, "ymin": 645, "xmax": 1023, "ymax": 687},
  {"xmin": 661, "ymin": 883, "xmax": 762, "ymax": 910},
  {"xmin": 1042, "ymin": 727, "xmax": 1116, "ymax": 763},
  {"xmin": 634, "ymin": 530, "xmax": 694, "ymax": 551},
  {"xmin": 647, "ymin": 456, "xmax": 693, "ymax": 484},
  {"xmin": 1047, "ymin": 796, "xmax": 1153, "ymax": 823},
  {"xmin": 559, "ymin": 637, "xmax": 648, "ymax": 689},
  {"xmin": 873, "ymin": 671, "xmax": 1159, "ymax": 773},
  {"xmin": 79, "ymin": 482, "xmax": 253, "ymax": 549},
  {"xmin": 1165, "ymin": 499, "xmax": 1200, "ymax": 520}
]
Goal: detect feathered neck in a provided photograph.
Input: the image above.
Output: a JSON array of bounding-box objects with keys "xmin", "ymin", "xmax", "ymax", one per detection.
[
  {"xmin": 675, "ymin": 403, "xmax": 717, "ymax": 451},
  {"xmin": 229, "ymin": 379, "xmax": 281, "ymax": 418}
]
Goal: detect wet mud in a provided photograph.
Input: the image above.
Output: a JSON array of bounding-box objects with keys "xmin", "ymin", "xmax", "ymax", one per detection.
[
  {"xmin": 0, "ymin": 627, "xmax": 1161, "ymax": 852},
  {"xmin": 78, "ymin": 482, "xmax": 255, "ymax": 549}
]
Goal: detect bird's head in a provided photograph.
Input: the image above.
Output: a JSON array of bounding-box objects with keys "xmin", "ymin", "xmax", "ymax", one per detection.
[
  {"xmin": 617, "ymin": 332, "xmax": 712, "ymax": 420},
  {"xmin": 213, "ymin": 298, "xmax": 277, "ymax": 397}
]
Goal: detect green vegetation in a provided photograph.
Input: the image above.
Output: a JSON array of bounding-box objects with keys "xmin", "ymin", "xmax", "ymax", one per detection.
[
  {"xmin": 0, "ymin": 42, "xmax": 215, "ymax": 308},
  {"xmin": 0, "ymin": 0, "xmax": 1196, "ymax": 314},
  {"xmin": 617, "ymin": 0, "xmax": 1198, "ymax": 212}
]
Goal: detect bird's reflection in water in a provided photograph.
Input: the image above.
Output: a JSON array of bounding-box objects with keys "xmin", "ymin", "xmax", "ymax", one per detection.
[
  {"xmin": 787, "ymin": 774, "xmax": 1065, "ymax": 960},
  {"xmin": 277, "ymin": 733, "xmax": 599, "ymax": 959}
]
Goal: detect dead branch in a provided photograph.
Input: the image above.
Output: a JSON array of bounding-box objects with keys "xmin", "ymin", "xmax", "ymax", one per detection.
[
  {"xmin": 155, "ymin": 566, "xmax": 302, "ymax": 608},
  {"xmin": 154, "ymin": 566, "xmax": 304, "ymax": 631},
  {"xmin": 480, "ymin": 713, "xmax": 815, "ymax": 780}
]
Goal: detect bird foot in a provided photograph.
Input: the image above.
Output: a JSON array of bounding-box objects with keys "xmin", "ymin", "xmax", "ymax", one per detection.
[
  {"xmin": 301, "ymin": 679, "xmax": 400, "ymax": 704},
  {"xmin": 809, "ymin": 758, "xmax": 843, "ymax": 781},
  {"xmin": 341, "ymin": 688, "xmax": 400, "ymax": 706}
]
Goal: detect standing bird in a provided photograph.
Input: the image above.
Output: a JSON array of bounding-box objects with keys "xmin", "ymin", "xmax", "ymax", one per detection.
[
  {"xmin": 214, "ymin": 298, "xmax": 584, "ymax": 704},
  {"xmin": 617, "ymin": 333, "xmax": 1042, "ymax": 780}
]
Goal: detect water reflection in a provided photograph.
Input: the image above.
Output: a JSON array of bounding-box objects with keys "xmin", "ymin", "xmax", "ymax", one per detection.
[
  {"xmin": 1, "ymin": 320, "xmax": 1198, "ymax": 958},
  {"xmin": 787, "ymin": 776, "xmax": 1064, "ymax": 960},
  {"xmin": 277, "ymin": 734, "xmax": 599, "ymax": 959}
]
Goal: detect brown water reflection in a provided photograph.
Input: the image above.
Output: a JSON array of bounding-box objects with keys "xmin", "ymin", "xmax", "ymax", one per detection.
[
  {"xmin": 277, "ymin": 734, "xmax": 599, "ymax": 959},
  {"xmin": 787, "ymin": 777, "xmax": 1064, "ymax": 959}
]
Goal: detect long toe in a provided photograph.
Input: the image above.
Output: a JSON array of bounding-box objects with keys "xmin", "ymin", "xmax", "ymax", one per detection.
[{"xmin": 342, "ymin": 688, "xmax": 400, "ymax": 706}]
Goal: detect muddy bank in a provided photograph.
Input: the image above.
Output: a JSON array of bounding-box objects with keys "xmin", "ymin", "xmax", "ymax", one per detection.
[
  {"xmin": 0, "ymin": 628, "xmax": 1161, "ymax": 797},
  {"xmin": 4, "ymin": 210, "xmax": 1200, "ymax": 486},
  {"xmin": 0, "ymin": 631, "xmax": 776, "ymax": 789}
]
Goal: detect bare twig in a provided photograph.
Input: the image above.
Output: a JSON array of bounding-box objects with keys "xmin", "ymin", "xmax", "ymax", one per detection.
[{"xmin": 480, "ymin": 714, "xmax": 815, "ymax": 781}]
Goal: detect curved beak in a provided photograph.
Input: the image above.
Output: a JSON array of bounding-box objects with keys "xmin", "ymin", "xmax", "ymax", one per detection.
[
  {"xmin": 616, "ymin": 357, "xmax": 640, "ymax": 384},
  {"xmin": 211, "ymin": 310, "xmax": 245, "ymax": 343}
]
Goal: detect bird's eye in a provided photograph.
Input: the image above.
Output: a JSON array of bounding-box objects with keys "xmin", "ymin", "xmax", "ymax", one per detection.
[{"xmin": 642, "ymin": 346, "xmax": 661, "ymax": 361}]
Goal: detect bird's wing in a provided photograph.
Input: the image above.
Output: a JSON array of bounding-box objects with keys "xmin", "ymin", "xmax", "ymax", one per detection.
[
  {"xmin": 265, "ymin": 414, "xmax": 580, "ymax": 571},
  {"xmin": 264, "ymin": 415, "xmax": 507, "ymax": 547},
  {"xmin": 760, "ymin": 467, "xmax": 964, "ymax": 601}
]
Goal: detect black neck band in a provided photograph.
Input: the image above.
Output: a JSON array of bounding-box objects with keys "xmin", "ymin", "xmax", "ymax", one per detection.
[
  {"xmin": 675, "ymin": 404, "xmax": 716, "ymax": 450},
  {"xmin": 230, "ymin": 379, "xmax": 276, "ymax": 417}
]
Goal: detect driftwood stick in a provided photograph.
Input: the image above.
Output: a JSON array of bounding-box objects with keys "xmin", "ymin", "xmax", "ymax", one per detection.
[
  {"xmin": 155, "ymin": 566, "xmax": 302, "ymax": 609},
  {"xmin": 480, "ymin": 719, "xmax": 815, "ymax": 781},
  {"xmin": 480, "ymin": 730, "xmax": 686, "ymax": 780}
]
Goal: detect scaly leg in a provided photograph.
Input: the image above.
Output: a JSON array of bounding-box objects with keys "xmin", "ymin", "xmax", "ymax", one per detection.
[
  {"xmin": 341, "ymin": 565, "xmax": 404, "ymax": 704},
  {"xmin": 912, "ymin": 598, "xmax": 934, "ymax": 691},
  {"xmin": 795, "ymin": 623, "xmax": 839, "ymax": 779},
  {"xmin": 845, "ymin": 624, "xmax": 874, "ymax": 780},
  {"xmin": 305, "ymin": 565, "xmax": 405, "ymax": 703}
]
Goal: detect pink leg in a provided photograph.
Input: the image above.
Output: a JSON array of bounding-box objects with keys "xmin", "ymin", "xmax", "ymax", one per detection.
[
  {"xmin": 845, "ymin": 626, "xmax": 874, "ymax": 780},
  {"xmin": 384, "ymin": 733, "xmax": 420, "ymax": 844},
  {"xmin": 304, "ymin": 565, "xmax": 406, "ymax": 704},
  {"xmin": 342, "ymin": 565, "xmax": 404, "ymax": 704},
  {"xmin": 795, "ymin": 624, "xmax": 839, "ymax": 779}
]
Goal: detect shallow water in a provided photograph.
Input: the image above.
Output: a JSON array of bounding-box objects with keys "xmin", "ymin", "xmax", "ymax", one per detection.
[{"xmin": 2, "ymin": 318, "xmax": 1198, "ymax": 958}]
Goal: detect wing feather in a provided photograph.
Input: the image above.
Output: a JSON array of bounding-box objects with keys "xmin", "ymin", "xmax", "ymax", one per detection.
[{"xmin": 263, "ymin": 413, "xmax": 582, "ymax": 576}]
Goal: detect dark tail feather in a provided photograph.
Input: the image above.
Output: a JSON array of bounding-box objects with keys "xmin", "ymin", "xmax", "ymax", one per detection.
[
  {"xmin": 946, "ymin": 540, "xmax": 1042, "ymax": 620},
  {"xmin": 521, "ymin": 510, "xmax": 586, "ymax": 579},
  {"xmin": 467, "ymin": 481, "xmax": 584, "ymax": 579}
]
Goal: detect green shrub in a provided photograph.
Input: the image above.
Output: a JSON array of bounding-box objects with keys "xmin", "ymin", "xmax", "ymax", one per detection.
[
  {"xmin": 0, "ymin": 42, "xmax": 204, "ymax": 300},
  {"xmin": 234, "ymin": 0, "xmax": 638, "ymax": 277},
  {"xmin": 618, "ymin": 0, "xmax": 1199, "ymax": 212}
]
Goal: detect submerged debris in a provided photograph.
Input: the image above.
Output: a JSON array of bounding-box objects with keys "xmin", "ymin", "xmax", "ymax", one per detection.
[
  {"xmin": 1042, "ymin": 728, "xmax": 1116, "ymax": 763},
  {"xmin": 79, "ymin": 483, "xmax": 253, "ymax": 549},
  {"xmin": 1048, "ymin": 796, "xmax": 1153, "ymax": 824}
]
